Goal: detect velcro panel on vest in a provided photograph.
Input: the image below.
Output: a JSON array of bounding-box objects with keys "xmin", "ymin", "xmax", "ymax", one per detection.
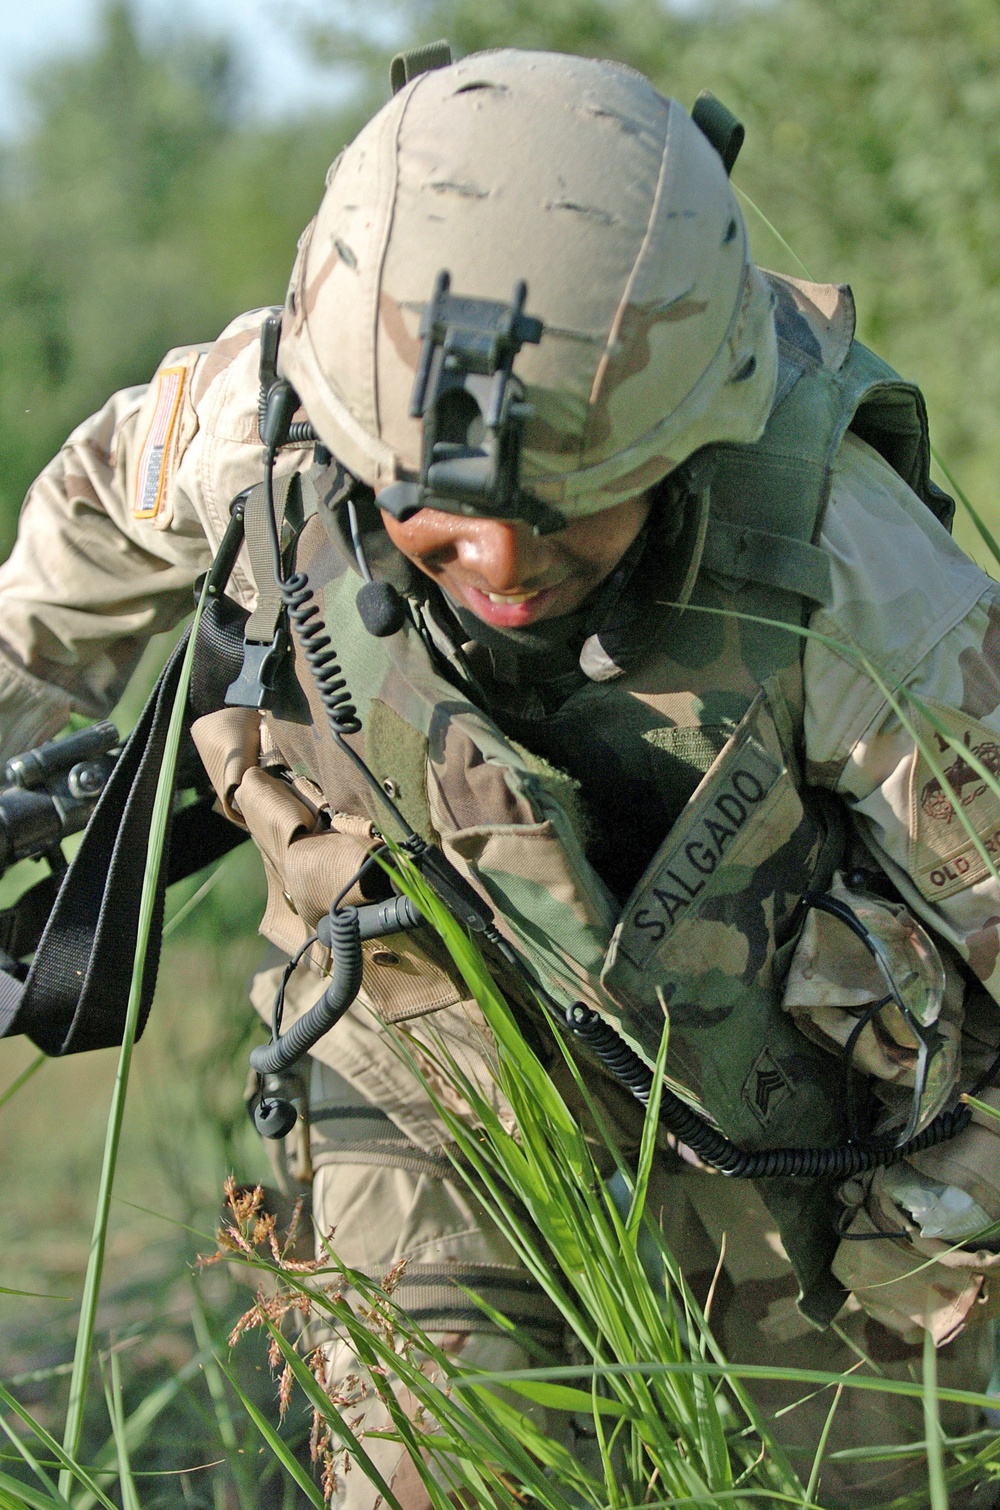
[{"xmin": 366, "ymin": 696, "xmax": 437, "ymax": 844}]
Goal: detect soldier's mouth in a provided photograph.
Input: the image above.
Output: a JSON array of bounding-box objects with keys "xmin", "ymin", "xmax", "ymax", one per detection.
[{"xmin": 462, "ymin": 583, "xmax": 560, "ymax": 626}]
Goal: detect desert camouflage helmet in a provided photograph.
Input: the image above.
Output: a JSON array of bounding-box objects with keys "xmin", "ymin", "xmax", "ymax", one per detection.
[{"xmin": 278, "ymin": 48, "xmax": 778, "ymax": 523}]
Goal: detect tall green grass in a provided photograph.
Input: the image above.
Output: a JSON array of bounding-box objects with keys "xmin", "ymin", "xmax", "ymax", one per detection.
[{"xmin": 192, "ymin": 851, "xmax": 1000, "ymax": 1507}]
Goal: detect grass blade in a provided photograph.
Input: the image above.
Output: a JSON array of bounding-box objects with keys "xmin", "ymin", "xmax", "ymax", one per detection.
[
  {"xmin": 162, "ymin": 860, "xmax": 225, "ymax": 938},
  {"xmin": 803, "ymin": 1382, "xmax": 842, "ymax": 1506},
  {"xmin": 259, "ymin": 1316, "xmax": 406, "ymax": 1510},
  {"xmin": 923, "ymin": 1327, "xmax": 948, "ymax": 1510},
  {"xmin": 0, "ymin": 1051, "xmax": 45, "ymax": 1109},
  {"xmin": 625, "ymin": 1007, "xmax": 670, "ymax": 1242},
  {"xmin": 734, "ymin": 185, "xmax": 813, "ymax": 278},
  {"xmin": 961, "ymin": 1091, "xmax": 1000, "ymax": 1126},
  {"xmin": 101, "ymin": 1352, "xmax": 138, "ymax": 1510},
  {"xmin": 189, "ymin": 1297, "xmax": 238, "ymax": 1454},
  {"xmin": 216, "ymin": 1361, "xmax": 325, "ymax": 1510},
  {"xmin": 0, "ymin": 1410, "xmax": 66, "ymax": 1505},
  {"xmin": 71, "ymin": 1346, "xmax": 210, "ymax": 1510},
  {"xmin": 0, "ymin": 1286, "xmax": 68, "ymax": 1300},
  {"xmin": 0, "ymin": 1380, "xmax": 116, "ymax": 1510},
  {"xmin": 59, "ymin": 587, "xmax": 209, "ymax": 1494},
  {"xmin": 0, "ymin": 1472, "xmax": 74, "ymax": 1510},
  {"xmin": 932, "ymin": 443, "xmax": 1000, "ymax": 572}
]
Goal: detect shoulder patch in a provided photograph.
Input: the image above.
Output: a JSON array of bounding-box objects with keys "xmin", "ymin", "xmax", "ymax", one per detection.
[
  {"xmin": 909, "ymin": 701, "xmax": 1000, "ymax": 900},
  {"xmin": 133, "ymin": 364, "xmax": 189, "ymax": 521}
]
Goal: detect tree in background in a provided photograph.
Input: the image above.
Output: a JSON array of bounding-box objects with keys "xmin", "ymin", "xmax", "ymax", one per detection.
[{"xmin": 0, "ymin": 0, "xmax": 360, "ymax": 554}]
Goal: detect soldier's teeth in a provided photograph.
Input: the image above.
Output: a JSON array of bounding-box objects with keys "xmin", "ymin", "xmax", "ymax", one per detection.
[{"xmin": 485, "ymin": 590, "xmax": 540, "ymax": 604}]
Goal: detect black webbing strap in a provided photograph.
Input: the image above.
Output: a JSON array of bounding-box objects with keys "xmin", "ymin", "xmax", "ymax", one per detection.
[
  {"xmin": 0, "ymin": 498, "xmax": 254, "ymax": 1056},
  {"xmin": 0, "ymin": 628, "xmax": 237, "ymax": 1055},
  {"xmin": 0, "ymin": 800, "xmax": 243, "ymax": 968}
]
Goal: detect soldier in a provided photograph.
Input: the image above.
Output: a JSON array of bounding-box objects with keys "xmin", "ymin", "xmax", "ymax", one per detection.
[{"xmin": 3, "ymin": 45, "xmax": 1000, "ymax": 1506}]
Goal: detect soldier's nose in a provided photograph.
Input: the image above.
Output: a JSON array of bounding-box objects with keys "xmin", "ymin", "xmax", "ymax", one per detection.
[{"xmin": 453, "ymin": 519, "xmax": 542, "ymax": 591}]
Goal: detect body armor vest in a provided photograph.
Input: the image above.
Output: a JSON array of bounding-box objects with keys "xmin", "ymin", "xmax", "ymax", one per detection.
[{"xmin": 256, "ymin": 275, "xmax": 952, "ymax": 1324}]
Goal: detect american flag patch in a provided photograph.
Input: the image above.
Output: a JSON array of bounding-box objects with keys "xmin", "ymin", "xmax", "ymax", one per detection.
[{"xmin": 134, "ymin": 365, "xmax": 187, "ymax": 519}]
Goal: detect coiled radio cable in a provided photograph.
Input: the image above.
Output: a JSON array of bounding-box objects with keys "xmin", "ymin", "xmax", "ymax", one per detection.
[
  {"xmin": 280, "ymin": 571, "xmax": 361, "ymax": 737},
  {"xmin": 565, "ymin": 1000, "xmax": 973, "ymax": 1180}
]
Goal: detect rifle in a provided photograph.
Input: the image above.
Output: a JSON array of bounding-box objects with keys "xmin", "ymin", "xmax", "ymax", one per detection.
[{"xmin": 0, "ymin": 722, "xmax": 119, "ymax": 969}]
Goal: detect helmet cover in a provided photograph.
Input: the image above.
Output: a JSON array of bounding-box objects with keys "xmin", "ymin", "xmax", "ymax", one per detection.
[{"xmin": 279, "ymin": 49, "xmax": 778, "ymax": 522}]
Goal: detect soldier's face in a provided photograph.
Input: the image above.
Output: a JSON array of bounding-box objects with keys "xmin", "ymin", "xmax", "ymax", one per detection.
[{"xmin": 379, "ymin": 493, "xmax": 652, "ymax": 629}]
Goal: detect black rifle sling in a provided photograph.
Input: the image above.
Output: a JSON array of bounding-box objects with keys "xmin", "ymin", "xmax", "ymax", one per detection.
[
  {"xmin": 0, "ymin": 625, "xmax": 246, "ymax": 1055},
  {"xmin": 0, "ymin": 633, "xmax": 186, "ymax": 1054},
  {"xmin": 0, "ymin": 496, "xmax": 253, "ymax": 1055}
]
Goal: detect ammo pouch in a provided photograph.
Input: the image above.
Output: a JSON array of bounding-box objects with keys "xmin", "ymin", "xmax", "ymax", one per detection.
[{"xmin": 602, "ymin": 691, "xmax": 850, "ymax": 1323}]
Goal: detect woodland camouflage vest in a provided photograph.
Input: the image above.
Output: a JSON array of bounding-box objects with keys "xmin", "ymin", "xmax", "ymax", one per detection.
[{"xmin": 257, "ymin": 274, "xmax": 952, "ymax": 1324}]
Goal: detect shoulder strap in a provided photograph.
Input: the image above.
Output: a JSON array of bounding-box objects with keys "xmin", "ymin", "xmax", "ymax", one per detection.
[
  {"xmin": 224, "ymin": 476, "xmax": 310, "ymax": 721},
  {"xmin": 700, "ymin": 271, "xmax": 953, "ymax": 615}
]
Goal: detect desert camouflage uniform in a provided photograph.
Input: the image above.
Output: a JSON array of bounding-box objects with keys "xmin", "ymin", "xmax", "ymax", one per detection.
[{"xmin": 5, "ymin": 298, "xmax": 1000, "ymax": 1503}]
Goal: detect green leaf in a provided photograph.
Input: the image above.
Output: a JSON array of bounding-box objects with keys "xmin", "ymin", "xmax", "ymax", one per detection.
[
  {"xmin": 0, "ymin": 1052, "xmax": 45, "ymax": 1111},
  {"xmin": 494, "ymin": 1377, "xmax": 630, "ymax": 1418},
  {"xmin": 71, "ymin": 1346, "xmax": 209, "ymax": 1510},
  {"xmin": 961, "ymin": 1092, "xmax": 1000, "ymax": 1125},
  {"xmin": 0, "ymin": 1471, "xmax": 75, "ymax": 1510},
  {"xmin": 216, "ymin": 1361, "xmax": 326, "ymax": 1510},
  {"xmin": 0, "ymin": 1412, "xmax": 66, "ymax": 1507},
  {"xmin": 453, "ymin": 1356, "xmax": 1000, "ymax": 1413},
  {"xmin": 625, "ymin": 1010, "xmax": 670, "ymax": 1242},
  {"xmin": 923, "ymin": 1328, "xmax": 948, "ymax": 1510},
  {"xmin": 735, "ymin": 185, "xmax": 813, "ymax": 279},
  {"xmin": 932, "ymin": 444, "xmax": 1000, "ymax": 573},
  {"xmin": 101, "ymin": 1353, "xmax": 139, "ymax": 1510},
  {"xmin": 0, "ymin": 1285, "xmax": 69, "ymax": 1300},
  {"xmin": 0, "ymin": 1380, "xmax": 116, "ymax": 1509},
  {"xmin": 803, "ymin": 1381, "xmax": 843, "ymax": 1506}
]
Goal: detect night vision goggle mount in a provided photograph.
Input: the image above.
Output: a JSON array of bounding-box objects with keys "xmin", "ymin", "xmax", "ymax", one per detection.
[{"xmin": 378, "ymin": 271, "xmax": 564, "ymax": 533}]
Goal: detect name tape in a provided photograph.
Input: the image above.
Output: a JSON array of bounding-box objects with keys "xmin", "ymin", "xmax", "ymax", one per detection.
[{"xmin": 617, "ymin": 735, "xmax": 781, "ymax": 969}]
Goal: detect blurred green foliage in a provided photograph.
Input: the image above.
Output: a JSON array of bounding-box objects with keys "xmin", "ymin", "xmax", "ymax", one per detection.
[
  {"xmin": 0, "ymin": 1, "xmax": 366, "ymax": 556},
  {"xmin": 1, "ymin": 6, "xmax": 999, "ymax": 1493}
]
